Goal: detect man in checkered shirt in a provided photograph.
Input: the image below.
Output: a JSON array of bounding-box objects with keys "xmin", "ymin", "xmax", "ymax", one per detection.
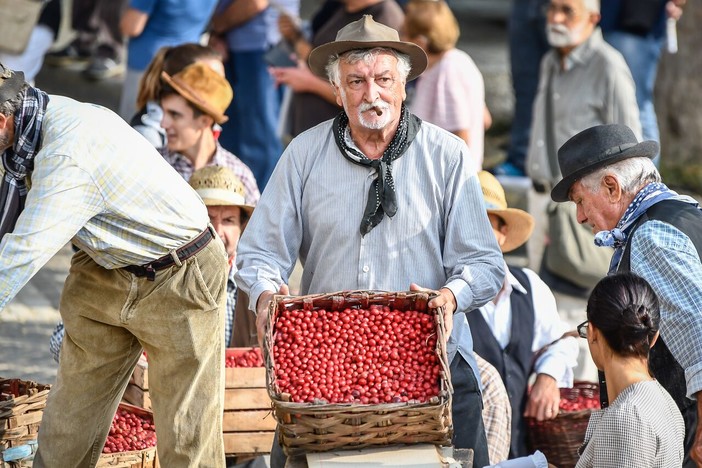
[
  {"xmin": 552, "ymin": 123, "xmax": 702, "ymax": 466},
  {"xmin": 0, "ymin": 63, "xmax": 228, "ymax": 466},
  {"xmin": 49, "ymin": 165, "xmax": 255, "ymax": 357}
]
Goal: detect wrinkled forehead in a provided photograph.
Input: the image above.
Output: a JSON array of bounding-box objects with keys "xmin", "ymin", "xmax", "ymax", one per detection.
[
  {"xmin": 206, "ymin": 204, "xmax": 243, "ymax": 217},
  {"xmin": 339, "ymin": 50, "xmax": 399, "ymax": 72}
]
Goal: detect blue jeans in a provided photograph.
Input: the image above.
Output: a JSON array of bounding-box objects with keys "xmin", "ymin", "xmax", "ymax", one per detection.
[
  {"xmin": 219, "ymin": 49, "xmax": 284, "ymax": 190},
  {"xmin": 603, "ymin": 30, "xmax": 664, "ymax": 165},
  {"xmin": 506, "ymin": 0, "xmax": 550, "ymax": 173}
]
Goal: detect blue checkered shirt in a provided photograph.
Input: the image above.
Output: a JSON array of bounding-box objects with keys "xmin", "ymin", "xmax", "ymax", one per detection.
[
  {"xmin": 224, "ymin": 266, "xmax": 237, "ymax": 347},
  {"xmin": 628, "ymin": 220, "xmax": 702, "ymax": 398},
  {"xmin": 162, "ymin": 143, "xmax": 260, "ymax": 205}
]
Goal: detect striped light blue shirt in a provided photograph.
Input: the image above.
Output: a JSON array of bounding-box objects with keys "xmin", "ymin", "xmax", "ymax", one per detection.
[
  {"xmin": 235, "ymin": 119, "xmax": 504, "ymax": 377},
  {"xmin": 0, "ymin": 95, "xmax": 209, "ymax": 309}
]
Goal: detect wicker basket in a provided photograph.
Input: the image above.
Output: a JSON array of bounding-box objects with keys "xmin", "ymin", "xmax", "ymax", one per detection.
[
  {"xmin": 0, "ymin": 377, "xmax": 51, "ymax": 452},
  {"xmin": 96, "ymin": 402, "xmax": 158, "ymax": 468},
  {"xmin": 264, "ymin": 290, "xmax": 453, "ymax": 456},
  {"xmin": 526, "ymin": 381, "xmax": 600, "ymax": 468}
]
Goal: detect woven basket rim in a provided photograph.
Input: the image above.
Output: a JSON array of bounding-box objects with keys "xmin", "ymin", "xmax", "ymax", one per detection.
[{"xmin": 263, "ymin": 290, "xmax": 454, "ymax": 454}]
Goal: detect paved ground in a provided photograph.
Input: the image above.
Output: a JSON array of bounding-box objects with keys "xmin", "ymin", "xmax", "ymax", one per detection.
[{"xmin": 0, "ymin": 3, "xmax": 597, "ymax": 387}]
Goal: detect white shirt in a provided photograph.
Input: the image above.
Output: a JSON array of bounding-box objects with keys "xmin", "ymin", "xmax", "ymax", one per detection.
[{"xmin": 478, "ymin": 264, "xmax": 578, "ymax": 386}]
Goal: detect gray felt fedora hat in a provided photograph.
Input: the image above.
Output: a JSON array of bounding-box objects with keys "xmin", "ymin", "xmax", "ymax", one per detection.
[
  {"xmin": 308, "ymin": 15, "xmax": 428, "ymax": 82},
  {"xmin": 551, "ymin": 124, "xmax": 659, "ymax": 202}
]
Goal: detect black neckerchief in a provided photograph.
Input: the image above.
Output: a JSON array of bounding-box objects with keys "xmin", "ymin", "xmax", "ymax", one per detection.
[
  {"xmin": 0, "ymin": 86, "xmax": 49, "ymax": 238},
  {"xmin": 333, "ymin": 104, "xmax": 421, "ymax": 236}
]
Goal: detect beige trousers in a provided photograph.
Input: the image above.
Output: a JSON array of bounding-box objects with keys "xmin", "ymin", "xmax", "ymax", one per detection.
[{"xmin": 35, "ymin": 236, "xmax": 228, "ymax": 468}]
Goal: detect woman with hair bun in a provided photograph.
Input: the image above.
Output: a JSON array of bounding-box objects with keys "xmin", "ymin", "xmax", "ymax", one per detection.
[{"xmin": 575, "ymin": 272, "xmax": 684, "ymax": 467}]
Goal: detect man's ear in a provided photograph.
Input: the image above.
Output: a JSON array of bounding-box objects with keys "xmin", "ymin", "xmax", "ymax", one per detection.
[
  {"xmin": 0, "ymin": 113, "xmax": 9, "ymax": 130},
  {"xmin": 198, "ymin": 113, "xmax": 215, "ymax": 130},
  {"xmin": 602, "ymin": 174, "xmax": 622, "ymax": 202}
]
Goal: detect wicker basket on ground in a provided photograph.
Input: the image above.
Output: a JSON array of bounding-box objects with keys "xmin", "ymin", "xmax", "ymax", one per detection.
[
  {"xmin": 264, "ymin": 290, "xmax": 453, "ymax": 456},
  {"xmin": 0, "ymin": 377, "xmax": 51, "ymax": 453},
  {"xmin": 526, "ymin": 381, "xmax": 600, "ymax": 468}
]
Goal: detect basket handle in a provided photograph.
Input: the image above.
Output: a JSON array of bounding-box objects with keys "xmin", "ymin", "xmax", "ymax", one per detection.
[{"xmin": 434, "ymin": 304, "xmax": 454, "ymax": 395}]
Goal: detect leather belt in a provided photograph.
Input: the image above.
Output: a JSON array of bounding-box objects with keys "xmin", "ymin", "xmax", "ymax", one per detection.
[{"xmin": 124, "ymin": 227, "xmax": 214, "ymax": 281}]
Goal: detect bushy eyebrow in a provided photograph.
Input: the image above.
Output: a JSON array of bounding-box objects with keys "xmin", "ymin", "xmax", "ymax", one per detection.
[{"xmin": 345, "ymin": 69, "xmax": 393, "ymax": 80}]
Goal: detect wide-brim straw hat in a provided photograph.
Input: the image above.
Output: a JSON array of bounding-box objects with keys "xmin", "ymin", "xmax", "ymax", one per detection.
[
  {"xmin": 478, "ymin": 171, "xmax": 535, "ymax": 253},
  {"xmin": 161, "ymin": 62, "xmax": 232, "ymax": 125},
  {"xmin": 308, "ymin": 15, "xmax": 428, "ymax": 82},
  {"xmin": 189, "ymin": 166, "xmax": 254, "ymax": 217},
  {"xmin": 551, "ymin": 124, "xmax": 659, "ymax": 202}
]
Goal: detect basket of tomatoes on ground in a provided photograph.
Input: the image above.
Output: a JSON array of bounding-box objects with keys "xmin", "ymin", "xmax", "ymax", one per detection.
[
  {"xmin": 97, "ymin": 402, "xmax": 157, "ymax": 467},
  {"xmin": 526, "ymin": 381, "xmax": 600, "ymax": 468},
  {"xmin": 263, "ymin": 290, "xmax": 453, "ymax": 456}
]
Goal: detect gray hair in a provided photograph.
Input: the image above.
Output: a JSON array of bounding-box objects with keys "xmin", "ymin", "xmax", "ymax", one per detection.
[
  {"xmin": 582, "ymin": 0, "xmax": 600, "ymax": 13},
  {"xmin": 0, "ymin": 83, "xmax": 29, "ymax": 117},
  {"xmin": 580, "ymin": 157, "xmax": 661, "ymax": 195},
  {"xmin": 326, "ymin": 47, "xmax": 412, "ymax": 87}
]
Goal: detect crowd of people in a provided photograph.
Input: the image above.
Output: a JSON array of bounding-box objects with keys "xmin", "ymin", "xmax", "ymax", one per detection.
[{"xmin": 0, "ymin": 0, "xmax": 700, "ymax": 467}]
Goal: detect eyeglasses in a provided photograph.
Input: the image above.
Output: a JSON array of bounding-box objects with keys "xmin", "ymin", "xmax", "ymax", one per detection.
[
  {"xmin": 543, "ymin": 3, "xmax": 579, "ymax": 21},
  {"xmin": 577, "ymin": 320, "xmax": 589, "ymax": 339}
]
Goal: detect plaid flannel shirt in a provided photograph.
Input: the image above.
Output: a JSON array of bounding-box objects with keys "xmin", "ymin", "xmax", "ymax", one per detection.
[{"xmin": 162, "ymin": 143, "xmax": 260, "ymax": 205}]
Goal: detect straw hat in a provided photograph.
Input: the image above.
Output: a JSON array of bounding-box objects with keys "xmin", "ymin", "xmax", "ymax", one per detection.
[
  {"xmin": 478, "ymin": 171, "xmax": 535, "ymax": 253},
  {"xmin": 308, "ymin": 15, "xmax": 428, "ymax": 81},
  {"xmin": 189, "ymin": 166, "xmax": 254, "ymax": 217},
  {"xmin": 161, "ymin": 62, "xmax": 232, "ymax": 124}
]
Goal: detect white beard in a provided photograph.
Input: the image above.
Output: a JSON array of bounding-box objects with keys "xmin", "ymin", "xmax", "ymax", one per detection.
[{"xmin": 546, "ymin": 23, "xmax": 577, "ymax": 48}]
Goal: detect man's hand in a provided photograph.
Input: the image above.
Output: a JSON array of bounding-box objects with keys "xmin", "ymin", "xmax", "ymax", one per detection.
[
  {"xmin": 409, "ymin": 283, "xmax": 456, "ymax": 340},
  {"xmin": 207, "ymin": 34, "xmax": 229, "ymax": 62},
  {"xmin": 255, "ymin": 284, "xmax": 290, "ymax": 348},
  {"xmin": 269, "ymin": 64, "xmax": 316, "ymax": 92},
  {"xmin": 524, "ymin": 374, "xmax": 560, "ymax": 421},
  {"xmin": 667, "ymin": 0, "xmax": 686, "ymax": 20},
  {"xmin": 692, "ymin": 392, "xmax": 702, "ymax": 466},
  {"xmin": 278, "ymin": 13, "xmax": 301, "ymax": 44}
]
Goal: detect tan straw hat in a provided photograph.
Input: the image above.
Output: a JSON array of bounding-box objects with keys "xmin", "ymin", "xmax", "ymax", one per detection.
[
  {"xmin": 308, "ymin": 15, "xmax": 428, "ymax": 81},
  {"xmin": 478, "ymin": 171, "xmax": 535, "ymax": 253},
  {"xmin": 161, "ymin": 62, "xmax": 232, "ymax": 124},
  {"xmin": 189, "ymin": 166, "xmax": 254, "ymax": 217}
]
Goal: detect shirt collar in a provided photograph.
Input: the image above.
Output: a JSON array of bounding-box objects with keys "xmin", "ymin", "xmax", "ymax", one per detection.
[
  {"xmin": 493, "ymin": 261, "xmax": 527, "ymax": 304},
  {"xmin": 210, "ymin": 142, "xmax": 228, "ymax": 166}
]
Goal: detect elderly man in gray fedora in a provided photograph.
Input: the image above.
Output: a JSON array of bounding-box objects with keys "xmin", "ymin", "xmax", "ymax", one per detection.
[
  {"xmin": 552, "ymin": 123, "xmax": 702, "ymax": 467},
  {"xmin": 235, "ymin": 15, "xmax": 504, "ymax": 466}
]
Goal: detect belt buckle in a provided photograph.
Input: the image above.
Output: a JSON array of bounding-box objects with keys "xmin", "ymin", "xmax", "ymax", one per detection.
[{"xmin": 144, "ymin": 264, "xmax": 156, "ymax": 281}]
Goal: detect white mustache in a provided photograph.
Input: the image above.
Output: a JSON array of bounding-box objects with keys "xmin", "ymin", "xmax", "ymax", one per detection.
[
  {"xmin": 548, "ymin": 23, "xmax": 570, "ymax": 36},
  {"xmin": 359, "ymin": 100, "xmax": 390, "ymax": 114}
]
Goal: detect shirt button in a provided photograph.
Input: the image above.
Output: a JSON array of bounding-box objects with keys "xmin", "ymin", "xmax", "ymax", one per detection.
[{"xmin": 362, "ymin": 266, "xmax": 370, "ymax": 273}]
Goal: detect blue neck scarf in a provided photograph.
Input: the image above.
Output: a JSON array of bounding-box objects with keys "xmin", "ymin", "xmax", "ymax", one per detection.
[{"xmin": 594, "ymin": 182, "xmax": 676, "ymax": 271}]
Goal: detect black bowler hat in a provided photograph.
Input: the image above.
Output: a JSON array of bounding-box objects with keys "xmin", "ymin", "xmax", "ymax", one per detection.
[{"xmin": 551, "ymin": 124, "xmax": 659, "ymax": 202}]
